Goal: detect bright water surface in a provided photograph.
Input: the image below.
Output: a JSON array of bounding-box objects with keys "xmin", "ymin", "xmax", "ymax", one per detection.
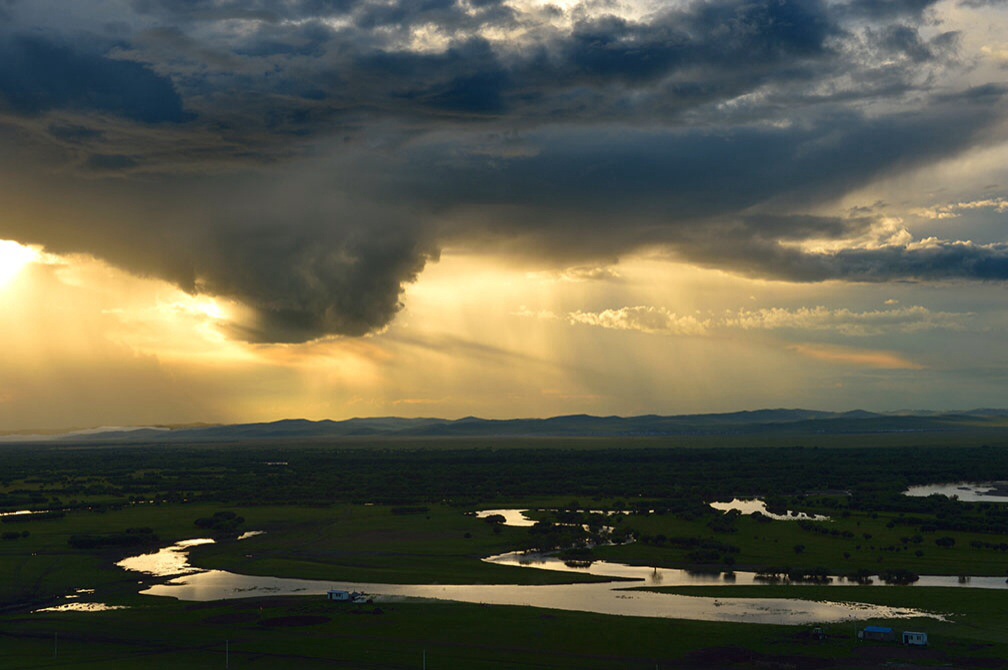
[
  {"xmin": 903, "ymin": 482, "xmax": 1008, "ymax": 503},
  {"xmin": 49, "ymin": 500, "xmax": 1008, "ymax": 622},
  {"xmin": 709, "ymin": 499, "xmax": 830, "ymax": 521},
  {"xmin": 474, "ymin": 509, "xmax": 536, "ymax": 526},
  {"xmin": 477, "ymin": 501, "xmax": 831, "ymax": 524},
  {"xmin": 36, "ymin": 602, "xmax": 128, "ymax": 612},
  {"xmin": 116, "ymin": 538, "xmax": 215, "ymax": 576},
  {"xmin": 485, "ymin": 550, "xmax": 1008, "ymax": 590},
  {"xmin": 119, "ymin": 537, "xmax": 950, "ymax": 625}
]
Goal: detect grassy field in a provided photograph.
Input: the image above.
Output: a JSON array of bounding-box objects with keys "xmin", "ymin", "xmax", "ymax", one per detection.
[
  {"xmin": 5, "ymin": 595, "xmax": 1005, "ymax": 669},
  {"xmin": 4, "ymin": 498, "xmax": 1007, "ymax": 668},
  {"xmin": 0, "ymin": 503, "xmax": 235, "ymax": 606},
  {"xmin": 187, "ymin": 503, "xmax": 606, "ymax": 585},
  {"xmin": 5, "ymin": 439, "xmax": 1008, "ymax": 667},
  {"xmin": 593, "ymin": 506, "xmax": 1008, "ymax": 576},
  {"xmin": 637, "ymin": 584, "xmax": 1008, "ymax": 647},
  {"xmin": 0, "ymin": 502, "xmax": 614, "ymax": 608}
]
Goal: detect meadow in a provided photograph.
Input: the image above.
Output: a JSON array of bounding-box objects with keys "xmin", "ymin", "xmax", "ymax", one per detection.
[{"xmin": 2, "ymin": 435, "xmax": 1008, "ymax": 667}]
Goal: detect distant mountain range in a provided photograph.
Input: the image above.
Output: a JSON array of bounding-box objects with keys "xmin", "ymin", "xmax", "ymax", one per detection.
[{"xmin": 5, "ymin": 408, "xmax": 1008, "ymax": 444}]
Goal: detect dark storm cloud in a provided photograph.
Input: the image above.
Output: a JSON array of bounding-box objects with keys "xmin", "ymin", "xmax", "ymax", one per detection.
[
  {"xmin": 684, "ymin": 236, "xmax": 1008, "ymax": 283},
  {"xmin": 201, "ymin": 226, "xmax": 438, "ymax": 343},
  {"xmin": 841, "ymin": 0, "xmax": 942, "ymax": 19},
  {"xmin": 0, "ymin": 35, "xmax": 190, "ymax": 123},
  {"xmin": 0, "ymin": 0, "xmax": 1006, "ymax": 342},
  {"xmin": 84, "ymin": 153, "xmax": 140, "ymax": 171},
  {"xmin": 378, "ymin": 89, "xmax": 998, "ymax": 226}
]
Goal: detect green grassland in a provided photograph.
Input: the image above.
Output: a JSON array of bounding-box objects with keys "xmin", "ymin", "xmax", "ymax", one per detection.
[
  {"xmin": 0, "ymin": 502, "xmax": 609, "ymax": 608},
  {"xmin": 187, "ymin": 503, "xmax": 606, "ymax": 585},
  {"xmin": 3, "ymin": 439, "xmax": 1008, "ymax": 667},
  {"xmin": 637, "ymin": 584, "xmax": 1008, "ymax": 648},
  {"xmin": 3, "ymin": 495, "xmax": 1008, "ymax": 667},
  {"xmin": 592, "ymin": 506, "xmax": 1008, "ymax": 576},
  {"xmin": 6, "ymin": 596, "xmax": 1004, "ymax": 669}
]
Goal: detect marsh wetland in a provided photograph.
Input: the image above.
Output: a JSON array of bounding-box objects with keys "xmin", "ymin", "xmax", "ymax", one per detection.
[{"xmin": 4, "ymin": 434, "xmax": 1008, "ymax": 667}]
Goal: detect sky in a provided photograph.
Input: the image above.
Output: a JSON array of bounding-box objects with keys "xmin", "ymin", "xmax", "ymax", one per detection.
[{"xmin": 1, "ymin": 0, "xmax": 1008, "ymax": 431}]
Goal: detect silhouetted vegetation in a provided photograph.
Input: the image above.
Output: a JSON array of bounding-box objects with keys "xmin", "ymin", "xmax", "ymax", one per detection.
[
  {"xmin": 877, "ymin": 568, "xmax": 920, "ymax": 585},
  {"xmin": 194, "ymin": 510, "xmax": 244, "ymax": 536},
  {"xmin": 3, "ymin": 440, "xmax": 1008, "ymax": 511},
  {"xmin": 67, "ymin": 527, "xmax": 160, "ymax": 550}
]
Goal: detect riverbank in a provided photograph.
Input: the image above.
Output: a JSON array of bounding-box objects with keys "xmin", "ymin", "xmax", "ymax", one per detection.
[{"xmin": 8, "ymin": 596, "xmax": 1005, "ymax": 669}]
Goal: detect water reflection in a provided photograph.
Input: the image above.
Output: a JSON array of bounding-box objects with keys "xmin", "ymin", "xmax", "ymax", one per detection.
[
  {"xmin": 116, "ymin": 538, "xmax": 215, "ymax": 577},
  {"xmin": 125, "ymin": 541, "xmax": 946, "ymax": 625},
  {"xmin": 35, "ymin": 602, "xmax": 128, "ymax": 613},
  {"xmin": 474, "ymin": 509, "xmax": 536, "ymax": 527},
  {"xmin": 139, "ymin": 570, "xmax": 940, "ymax": 625},
  {"xmin": 709, "ymin": 499, "xmax": 830, "ymax": 521},
  {"xmin": 903, "ymin": 482, "xmax": 1008, "ymax": 503},
  {"xmin": 485, "ymin": 551, "xmax": 1008, "ymax": 589}
]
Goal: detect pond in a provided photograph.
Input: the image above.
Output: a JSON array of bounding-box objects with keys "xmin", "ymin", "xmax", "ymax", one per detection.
[
  {"xmin": 0, "ymin": 509, "xmax": 63, "ymax": 518},
  {"xmin": 709, "ymin": 499, "xmax": 830, "ymax": 521},
  {"xmin": 116, "ymin": 538, "xmax": 949, "ymax": 625},
  {"xmin": 36, "ymin": 602, "xmax": 128, "ymax": 613},
  {"xmin": 474, "ymin": 509, "xmax": 536, "ymax": 527},
  {"xmin": 903, "ymin": 482, "xmax": 1008, "ymax": 503},
  {"xmin": 477, "ymin": 502, "xmax": 831, "ymax": 524},
  {"xmin": 484, "ymin": 550, "xmax": 1008, "ymax": 590},
  {"xmin": 116, "ymin": 538, "xmax": 215, "ymax": 577}
]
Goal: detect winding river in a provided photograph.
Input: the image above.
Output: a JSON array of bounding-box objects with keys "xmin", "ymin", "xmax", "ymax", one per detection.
[
  {"xmin": 111, "ymin": 537, "xmax": 950, "ymax": 625},
  {"xmin": 37, "ymin": 500, "xmax": 1008, "ymax": 624}
]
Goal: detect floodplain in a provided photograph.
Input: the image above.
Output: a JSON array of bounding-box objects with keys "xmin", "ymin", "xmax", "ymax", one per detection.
[{"xmin": 3, "ymin": 429, "xmax": 1008, "ymax": 668}]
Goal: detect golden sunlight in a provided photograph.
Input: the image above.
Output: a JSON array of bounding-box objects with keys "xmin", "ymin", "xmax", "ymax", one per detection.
[{"xmin": 0, "ymin": 240, "xmax": 39, "ymax": 288}]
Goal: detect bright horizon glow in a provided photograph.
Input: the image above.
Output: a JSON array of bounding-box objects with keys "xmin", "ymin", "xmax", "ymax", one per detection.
[
  {"xmin": 1, "ymin": 0, "xmax": 1008, "ymax": 431},
  {"xmin": 1, "ymin": 242, "xmax": 1005, "ymax": 432},
  {"xmin": 0, "ymin": 240, "xmax": 40, "ymax": 288}
]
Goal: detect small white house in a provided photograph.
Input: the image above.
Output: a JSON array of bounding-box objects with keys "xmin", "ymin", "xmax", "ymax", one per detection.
[
  {"xmin": 327, "ymin": 589, "xmax": 351, "ymax": 601},
  {"xmin": 902, "ymin": 631, "xmax": 928, "ymax": 647}
]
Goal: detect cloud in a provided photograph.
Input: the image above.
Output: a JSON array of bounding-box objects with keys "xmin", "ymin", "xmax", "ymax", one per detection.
[
  {"xmin": 552, "ymin": 303, "xmax": 970, "ymax": 337},
  {"xmin": 789, "ymin": 343, "xmax": 924, "ymax": 370},
  {"xmin": 201, "ymin": 225, "xmax": 438, "ymax": 343},
  {"xmin": 0, "ymin": 34, "xmax": 190, "ymax": 123},
  {"xmin": 912, "ymin": 197, "xmax": 1008, "ymax": 219},
  {"xmin": 525, "ymin": 265, "xmax": 622, "ymax": 283},
  {"xmin": 724, "ymin": 305, "xmax": 970, "ymax": 336},
  {"xmin": 0, "ymin": 0, "xmax": 1006, "ymax": 342},
  {"xmin": 676, "ymin": 218, "xmax": 1008, "ymax": 283},
  {"xmin": 981, "ymin": 44, "xmax": 1008, "ymax": 64},
  {"xmin": 842, "ymin": 0, "xmax": 942, "ymax": 19},
  {"xmin": 512, "ymin": 306, "xmax": 559, "ymax": 320},
  {"xmin": 568, "ymin": 306, "xmax": 710, "ymax": 335}
]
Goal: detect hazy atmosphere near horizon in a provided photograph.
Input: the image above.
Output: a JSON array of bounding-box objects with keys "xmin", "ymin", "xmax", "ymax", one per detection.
[{"xmin": 2, "ymin": 0, "xmax": 1008, "ymax": 431}]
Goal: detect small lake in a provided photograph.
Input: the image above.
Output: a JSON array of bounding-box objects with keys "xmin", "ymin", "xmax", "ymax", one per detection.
[
  {"xmin": 116, "ymin": 538, "xmax": 215, "ymax": 577},
  {"xmin": 485, "ymin": 550, "xmax": 1008, "ymax": 590},
  {"xmin": 474, "ymin": 508, "xmax": 631, "ymax": 527},
  {"xmin": 709, "ymin": 499, "xmax": 830, "ymax": 521},
  {"xmin": 903, "ymin": 482, "xmax": 1008, "ymax": 503},
  {"xmin": 36, "ymin": 602, "xmax": 128, "ymax": 613},
  {"xmin": 474, "ymin": 509, "xmax": 536, "ymax": 527},
  {"xmin": 117, "ymin": 538, "xmax": 950, "ymax": 625},
  {"xmin": 0, "ymin": 509, "xmax": 63, "ymax": 518}
]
